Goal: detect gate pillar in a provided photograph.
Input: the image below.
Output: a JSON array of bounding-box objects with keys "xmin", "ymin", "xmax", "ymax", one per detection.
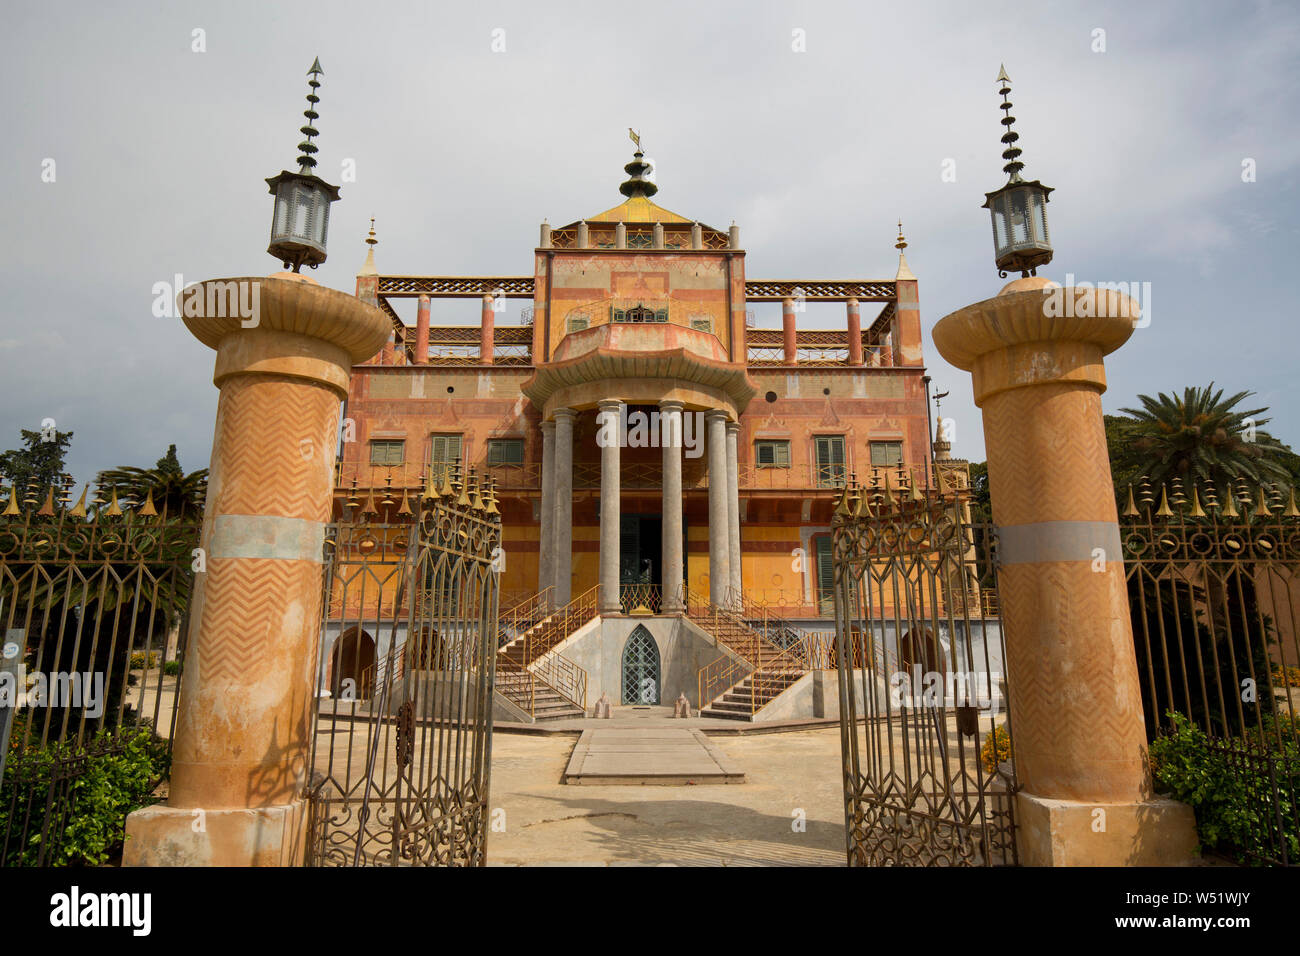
[
  {"xmin": 933, "ymin": 277, "xmax": 1197, "ymax": 866},
  {"xmin": 124, "ymin": 274, "xmax": 389, "ymax": 866}
]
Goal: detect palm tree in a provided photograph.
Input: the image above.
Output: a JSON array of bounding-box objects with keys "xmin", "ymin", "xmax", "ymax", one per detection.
[
  {"xmin": 1115, "ymin": 384, "xmax": 1292, "ymax": 497},
  {"xmin": 95, "ymin": 444, "xmax": 207, "ymax": 518}
]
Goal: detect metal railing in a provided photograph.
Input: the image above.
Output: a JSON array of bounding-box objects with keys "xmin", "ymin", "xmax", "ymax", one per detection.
[
  {"xmin": 532, "ymin": 653, "xmax": 588, "ymax": 712},
  {"xmin": 688, "ymin": 589, "xmax": 806, "ymax": 715},
  {"xmin": 619, "ymin": 582, "xmax": 662, "ymax": 614}
]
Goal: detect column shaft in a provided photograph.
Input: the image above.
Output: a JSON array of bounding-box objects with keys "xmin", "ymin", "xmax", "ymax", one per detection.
[
  {"xmin": 725, "ymin": 421, "xmax": 741, "ymax": 608},
  {"xmin": 705, "ymin": 410, "xmax": 730, "ymax": 605},
  {"xmin": 660, "ymin": 401, "xmax": 685, "ymax": 613},
  {"xmin": 598, "ymin": 401, "xmax": 622, "ymax": 615},
  {"xmin": 553, "ymin": 409, "xmax": 575, "ymax": 606},
  {"xmin": 538, "ymin": 421, "xmax": 556, "ymax": 604}
]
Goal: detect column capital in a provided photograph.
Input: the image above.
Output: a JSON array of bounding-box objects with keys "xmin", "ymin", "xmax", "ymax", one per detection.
[
  {"xmin": 725, "ymin": 420, "xmax": 741, "ymax": 435},
  {"xmin": 657, "ymin": 398, "xmax": 685, "ymax": 412},
  {"xmin": 704, "ymin": 408, "xmax": 730, "ymax": 424},
  {"xmin": 597, "ymin": 398, "xmax": 624, "ymax": 410},
  {"xmin": 540, "ymin": 419, "xmax": 556, "ymax": 435},
  {"xmin": 553, "ymin": 407, "xmax": 577, "ymax": 424}
]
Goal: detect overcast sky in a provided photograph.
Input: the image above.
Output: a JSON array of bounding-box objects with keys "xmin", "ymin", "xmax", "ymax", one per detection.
[{"xmin": 2, "ymin": 0, "xmax": 1297, "ymax": 489}]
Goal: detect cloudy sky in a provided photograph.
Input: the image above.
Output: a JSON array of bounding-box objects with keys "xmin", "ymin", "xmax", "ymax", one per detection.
[{"xmin": 3, "ymin": 0, "xmax": 1297, "ymax": 489}]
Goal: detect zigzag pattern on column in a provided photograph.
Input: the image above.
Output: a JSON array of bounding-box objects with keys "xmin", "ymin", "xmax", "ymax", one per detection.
[
  {"xmin": 211, "ymin": 376, "xmax": 340, "ymax": 522},
  {"xmin": 983, "ymin": 384, "xmax": 1117, "ymax": 526},
  {"xmin": 193, "ymin": 557, "xmax": 325, "ymax": 683},
  {"xmin": 998, "ymin": 562, "xmax": 1148, "ymax": 803}
]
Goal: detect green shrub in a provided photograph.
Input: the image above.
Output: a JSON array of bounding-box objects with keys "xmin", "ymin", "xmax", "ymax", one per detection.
[
  {"xmin": 1149, "ymin": 711, "xmax": 1299, "ymax": 864},
  {"xmin": 1, "ymin": 724, "xmax": 170, "ymax": 866},
  {"xmin": 162, "ymin": 660, "xmax": 181, "ymax": 676},
  {"xmin": 980, "ymin": 724, "xmax": 1010, "ymax": 776},
  {"xmin": 128, "ymin": 651, "xmax": 159, "ymax": 670}
]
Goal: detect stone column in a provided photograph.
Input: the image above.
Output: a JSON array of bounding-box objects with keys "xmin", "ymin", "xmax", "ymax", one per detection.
[
  {"xmin": 705, "ymin": 410, "xmax": 730, "ymax": 606},
  {"xmin": 598, "ymin": 400, "xmax": 623, "ymax": 615},
  {"xmin": 124, "ymin": 274, "xmax": 389, "ymax": 866},
  {"xmin": 782, "ymin": 298, "xmax": 797, "ymax": 365},
  {"xmin": 933, "ymin": 276, "xmax": 1197, "ymax": 866},
  {"xmin": 725, "ymin": 421, "xmax": 742, "ymax": 608},
  {"xmin": 660, "ymin": 400, "xmax": 685, "ymax": 613},
  {"xmin": 846, "ymin": 297, "xmax": 864, "ymax": 365},
  {"xmin": 415, "ymin": 294, "xmax": 430, "ymax": 364},
  {"xmin": 480, "ymin": 294, "xmax": 495, "ymax": 366},
  {"xmin": 552, "ymin": 407, "xmax": 576, "ymax": 606},
  {"xmin": 538, "ymin": 420, "xmax": 556, "ymax": 604}
]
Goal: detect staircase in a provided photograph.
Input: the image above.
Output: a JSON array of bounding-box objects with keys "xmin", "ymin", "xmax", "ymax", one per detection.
[
  {"xmin": 494, "ymin": 586, "xmax": 600, "ymax": 722},
  {"xmin": 689, "ymin": 591, "xmax": 808, "ymax": 721}
]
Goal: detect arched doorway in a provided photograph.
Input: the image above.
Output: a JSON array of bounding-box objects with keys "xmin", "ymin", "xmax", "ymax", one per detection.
[
  {"xmin": 621, "ymin": 626, "xmax": 661, "ymax": 704},
  {"xmin": 331, "ymin": 627, "xmax": 376, "ymax": 700}
]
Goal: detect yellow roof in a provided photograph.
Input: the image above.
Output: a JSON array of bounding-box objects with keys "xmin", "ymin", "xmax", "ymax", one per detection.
[{"xmin": 585, "ymin": 195, "xmax": 693, "ymax": 224}]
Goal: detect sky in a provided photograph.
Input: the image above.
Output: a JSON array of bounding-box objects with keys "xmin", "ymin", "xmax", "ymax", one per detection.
[{"xmin": 2, "ymin": 0, "xmax": 1297, "ymax": 489}]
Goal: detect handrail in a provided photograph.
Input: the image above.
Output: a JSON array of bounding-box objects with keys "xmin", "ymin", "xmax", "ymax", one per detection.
[
  {"xmin": 532, "ymin": 652, "xmax": 588, "ymax": 712},
  {"xmin": 498, "ymin": 586, "xmax": 555, "ymax": 647},
  {"xmin": 524, "ymin": 585, "xmax": 600, "ymax": 665},
  {"xmin": 729, "ymin": 588, "xmax": 811, "ymax": 669},
  {"xmin": 688, "ymin": 589, "xmax": 806, "ymax": 714}
]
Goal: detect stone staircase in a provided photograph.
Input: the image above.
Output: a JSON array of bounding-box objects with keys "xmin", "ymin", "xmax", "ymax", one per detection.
[
  {"xmin": 688, "ymin": 592, "xmax": 808, "ymax": 721},
  {"xmin": 494, "ymin": 586, "xmax": 599, "ymax": 722}
]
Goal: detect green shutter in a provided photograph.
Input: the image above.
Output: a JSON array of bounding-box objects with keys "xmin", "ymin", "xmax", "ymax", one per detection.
[{"xmin": 815, "ymin": 536, "xmax": 835, "ymax": 613}]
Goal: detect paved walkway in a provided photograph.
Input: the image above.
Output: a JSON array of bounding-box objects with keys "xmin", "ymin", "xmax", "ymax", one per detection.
[
  {"xmin": 563, "ymin": 728, "xmax": 745, "ymax": 785},
  {"xmin": 487, "ymin": 726, "xmax": 846, "ymax": 866}
]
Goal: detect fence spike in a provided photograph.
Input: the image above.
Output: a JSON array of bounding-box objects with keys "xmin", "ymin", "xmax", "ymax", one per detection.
[
  {"xmin": 2, "ymin": 486, "xmax": 20, "ymax": 516},
  {"xmin": 36, "ymin": 488, "xmax": 55, "ymax": 516},
  {"xmin": 1255, "ymin": 487, "xmax": 1273, "ymax": 518},
  {"xmin": 138, "ymin": 489, "xmax": 158, "ymax": 517},
  {"xmin": 69, "ymin": 485, "xmax": 89, "ymax": 518},
  {"xmin": 105, "ymin": 488, "xmax": 124, "ymax": 517},
  {"xmin": 1154, "ymin": 485, "xmax": 1174, "ymax": 518},
  {"xmin": 1122, "ymin": 484, "xmax": 1140, "ymax": 517},
  {"xmin": 1187, "ymin": 486, "xmax": 1207, "ymax": 518},
  {"xmin": 1284, "ymin": 487, "xmax": 1300, "ymax": 518}
]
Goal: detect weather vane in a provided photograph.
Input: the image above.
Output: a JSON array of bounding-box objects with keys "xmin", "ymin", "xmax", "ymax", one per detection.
[{"xmin": 628, "ymin": 127, "xmax": 641, "ymax": 151}]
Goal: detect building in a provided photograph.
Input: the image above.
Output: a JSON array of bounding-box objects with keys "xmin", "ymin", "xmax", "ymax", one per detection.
[{"xmin": 329, "ymin": 144, "xmax": 937, "ymax": 716}]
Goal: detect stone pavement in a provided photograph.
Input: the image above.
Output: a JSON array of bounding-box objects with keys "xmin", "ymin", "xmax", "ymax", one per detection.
[
  {"xmin": 487, "ymin": 725, "xmax": 846, "ymax": 866},
  {"xmin": 563, "ymin": 728, "xmax": 745, "ymax": 785}
]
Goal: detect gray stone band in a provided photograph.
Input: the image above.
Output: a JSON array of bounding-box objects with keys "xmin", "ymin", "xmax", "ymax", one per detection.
[
  {"xmin": 997, "ymin": 520, "xmax": 1122, "ymax": 565},
  {"xmin": 208, "ymin": 514, "xmax": 326, "ymax": 563}
]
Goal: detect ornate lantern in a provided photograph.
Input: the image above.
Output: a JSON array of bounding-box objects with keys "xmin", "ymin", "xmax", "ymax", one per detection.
[
  {"xmin": 981, "ymin": 66, "xmax": 1053, "ymax": 278},
  {"xmin": 266, "ymin": 58, "xmax": 340, "ymax": 272}
]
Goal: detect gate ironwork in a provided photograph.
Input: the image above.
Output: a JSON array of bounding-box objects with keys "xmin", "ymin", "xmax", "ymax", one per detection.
[
  {"xmin": 832, "ymin": 476, "xmax": 1017, "ymax": 866},
  {"xmin": 1122, "ymin": 479, "xmax": 1300, "ymax": 865},
  {"xmin": 0, "ymin": 497, "xmax": 198, "ymax": 866},
  {"xmin": 306, "ymin": 467, "xmax": 501, "ymax": 866}
]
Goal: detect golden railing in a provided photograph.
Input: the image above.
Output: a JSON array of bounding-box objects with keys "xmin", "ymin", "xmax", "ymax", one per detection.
[
  {"xmin": 495, "ymin": 657, "xmax": 535, "ymax": 716},
  {"xmin": 619, "ymin": 582, "xmax": 662, "ymax": 614},
  {"xmin": 523, "ymin": 584, "xmax": 600, "ymax": 665},
  {"xmin": 499, "ymin": 586, "xmax": 554, "ymax": 645},
  {"xmin": 689, "ymin": 589, "xmax": 806, "ymax": 714},
  {"xmin": 532, "ymin": 653, "xmax": 588, "ymax": 712}
]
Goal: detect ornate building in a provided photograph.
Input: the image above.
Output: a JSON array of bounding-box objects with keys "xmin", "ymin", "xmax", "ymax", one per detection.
[{"xmin": 339, "ymin": 147, "xmax": 932, "ymax": 624}]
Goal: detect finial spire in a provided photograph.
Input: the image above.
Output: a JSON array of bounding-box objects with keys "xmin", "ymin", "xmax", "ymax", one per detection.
[
  {"xmin": 895, "ymin": 220, "xmax": 907, "ymax": 251},
  {"xmin": 619, "ymin": 131, "xmax": 658, "ymax": 199},
  {"xmin": 296, "ymin": 58, "xmax": 324, "ymax": 175},
  {"xmin": 360, "ymin": 217, "xmax": 378, "ymax": 276},
  {"xmin": 996, "ymin": 64, "xmax": 1024, "ymax": 183},
  {"xmin": 894, "ymin": 221, "xmax": 915, "ymax": 280}
]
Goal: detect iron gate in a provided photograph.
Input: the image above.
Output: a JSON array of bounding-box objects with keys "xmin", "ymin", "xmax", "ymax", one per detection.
[
  {"xmin": 832, "ymin": 476, "xmax": 1017, "ymax": 866},
  {"xmin": 306, "ymin": 468, "xmax": 501, "ymax": 866},
  {"xmin": 1123, "ymin": 479, "xmax": 1300, "ymax": 865},
  {"xmin": 0, "ymin": 498, "xmax": 198, "ymax": 866}
]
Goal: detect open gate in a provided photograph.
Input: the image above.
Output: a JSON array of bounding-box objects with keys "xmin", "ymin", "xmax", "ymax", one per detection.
[
  {"xmin": 832, "ymin": 475, "xmax": 1018, "ymax": 866},
  {"xmin": 306, "ymin": 469, "xmax": 501, "ymax": 866}
]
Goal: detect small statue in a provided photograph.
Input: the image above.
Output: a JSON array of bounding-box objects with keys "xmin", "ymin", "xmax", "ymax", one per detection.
[
  {"xmin": 593, "ymin": 692, "xmax": 612, "ymax": 719},
  {"xmin": 673, "ymin": 692, "xmax": 691, "ymax": 718}
]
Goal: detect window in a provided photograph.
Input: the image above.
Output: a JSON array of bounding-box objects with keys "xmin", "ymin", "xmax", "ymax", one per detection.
[
  {"xmin": 755, "ymin": 440, "xmax": 791, "ymax": 468},
  {"xmin": 369, "ymin": 439, "xmax": 405, "ymax": 466},
  {"xmin": 487, "ymin": 438, "xmax": 525, "ymax": 466},
  {"xmin": 428, "ymin": 434, "xmax": 463, "ymax": 480},
  {"xmin": 814, "ymin": 535, "xmax": 835, "ymax": 616},
  {"xmin": 567, "ymin": 314, "xmax": 589, "ymax": 332},
  {"xmin": 814, "ymin": 435, "xmax": 847, "ymax": 488},
  {"xmin": 689, "ymin": 315, "xmax": 713, "ymax": 333},
  {"xmin": 870, "ymin": 440, "xmax": 903, "ymax": 467}
]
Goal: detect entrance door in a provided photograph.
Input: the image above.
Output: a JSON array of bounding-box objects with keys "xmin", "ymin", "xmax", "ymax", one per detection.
[
  {"xmin": 619, "ymin": 514, "xmax": 662, "ymax": 611},
  {"xmin": 621, "ymin": 625, "xmax": 661, "ymax": 704}
]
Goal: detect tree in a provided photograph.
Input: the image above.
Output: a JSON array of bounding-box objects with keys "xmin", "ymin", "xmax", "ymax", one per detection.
[
  {"xmin": 0, "ymin": 428, "xmax": 73, "ymax": 502},
  {"xmin": 1113, "ymin": 384, "xmax": 1291, "ymax": 497},
  {"xmin": 95, "ymin": 444, "xmax": 208, "ymax": 518}
]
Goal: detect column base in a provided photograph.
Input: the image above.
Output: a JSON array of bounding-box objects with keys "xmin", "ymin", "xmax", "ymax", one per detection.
[
  {"xmin": 1015, "ymin": 791, "xmax": 1199, "ymax": 866},
  {"xmin": 123, "ymin": 798, "xmax": 309, "ymax": 867}
]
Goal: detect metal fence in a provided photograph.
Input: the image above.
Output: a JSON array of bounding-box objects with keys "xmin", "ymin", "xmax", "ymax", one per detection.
[
  {"xmin": 306, "ymin": 468, "xmax": 501, "ymax": 866},
  {"xmin": 832, "ymin": 479, "xmax": 1016, "ymax": 866},
  {"xmin": 1122, "ymin": 479, "xmax": 1300, "ymax": 865},
  {"xmin": 0, "ymin": 504, "xmax": 199, "ymax": 866}
]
